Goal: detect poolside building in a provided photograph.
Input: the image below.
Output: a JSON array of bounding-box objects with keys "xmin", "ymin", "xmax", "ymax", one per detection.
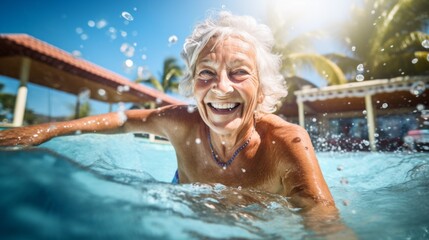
[
  {"xmin": 279, "ymin": 76, "xmax": 429, "ymax": 151},
  {"xmin": 0, "ymin": 34, "xmax": 185, "ymax": 127}
]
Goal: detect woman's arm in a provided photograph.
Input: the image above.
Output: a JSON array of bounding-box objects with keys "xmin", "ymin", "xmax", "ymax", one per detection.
[
  {"xmin": 0, "ymin": 111, "xmax": 127, "ymax": 147},
  {"xmin": 0, "ymin": 104, "xmax": 190, "ymax": 147}
]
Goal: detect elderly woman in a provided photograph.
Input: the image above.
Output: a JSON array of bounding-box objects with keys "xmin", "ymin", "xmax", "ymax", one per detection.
[{"xmin": 0, "ymin": 12, "xmax": 336, "ymax": 215}]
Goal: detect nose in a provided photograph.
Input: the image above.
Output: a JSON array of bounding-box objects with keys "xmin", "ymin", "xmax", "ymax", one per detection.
[{"xmin": 211, "ymin": 71, "xmax": 233, "ymax": 95}]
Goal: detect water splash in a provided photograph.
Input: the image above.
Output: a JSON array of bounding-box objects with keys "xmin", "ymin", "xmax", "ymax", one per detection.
[{"xmin": 357, "ymin": 64, "xmax": 364, "ymax": 72}]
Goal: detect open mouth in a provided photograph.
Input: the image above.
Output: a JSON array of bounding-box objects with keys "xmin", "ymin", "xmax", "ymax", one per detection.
[{"xmin": 208, "ymin": 102, "xmax": 241, "ymax": 114}]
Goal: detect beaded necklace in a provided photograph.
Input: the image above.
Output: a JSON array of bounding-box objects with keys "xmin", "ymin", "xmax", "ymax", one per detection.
[{"xmin": 207, "ymin": 128, "xmax": 254, "ymax": 169}]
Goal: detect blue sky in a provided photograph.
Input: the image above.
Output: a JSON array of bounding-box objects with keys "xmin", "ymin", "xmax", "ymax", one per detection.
[{"xmin": 0, "ymin": 0, "xmax": 355, "ymax": 117}]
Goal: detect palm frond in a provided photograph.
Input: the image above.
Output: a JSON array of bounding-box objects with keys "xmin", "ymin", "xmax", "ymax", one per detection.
[{"xmin": 287, "ymin": 53, "xmax": 347, "ymax": 86}]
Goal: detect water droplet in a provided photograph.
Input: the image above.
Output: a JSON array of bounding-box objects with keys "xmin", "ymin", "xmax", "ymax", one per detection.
[
  {"xmin": 422, "ymin": 39, "xmax": 429, "ymax": 49},
  {"xmin": 351, "ymin": 46, "xmax": 356, "ymax": 51},
  {"xmin": 337, "ymin": 165, "xmax": 344, "ymax": 171},
  {"xmin": 187, "ymin": 105, "xmax": 196, "ymax": 113},
  {"xmin": 97, "ymin": 88, "xmax": 106, "ymax": 96},
  {"xmin": 117, "ymin": 85, "xmax": 124, "ymax": 93},
  {"xmin": 155, "ymin": 98, "xmax": 163, "ymax": 105},
  {"xmin": 75, "ymin": 27, "xmax": 83, "ymax": 34},
  {"xmin": 381, "ymin": 103, "xmax": 388, "ymax": 109},
  {"xmin": 356, "ymin": 64, "xmax": 364, "ymax": 72},
  {"xmin": 356, "ymin": 74, "xmax": 365, "ymax": 82},
  {"xmin": 121, "ymin": 11, "xmax": 134, "ymax": 21},
  {"xmin": 241, "ymin": 168, "xmax": 246, "ymax": 173},
  {"xmin": 71, "ymin": 50, "xmax": 82, "ymax": 57},
  {"xmin": 410, "ymin": 81, "xmax": 426, "ymax": 96},
  {"xmin": 88, "ymin": 20, "xmax": 95, "ymax": 27},
  {"xmin": 411, "ymin": 58, "xmax": 418, "ymax": 64},
  {"xmin": 222, "ymin": 166, "xmax": 227, "ymax": 170},
  {"xmin": 195, "ymin": 138, "xmax": 201, "ymax": 144},
  {"xmin": 417, "ymin": 104, "xmax": 425, "ymax": 111},
  {"xmin": 168, "ymin": 35, "xmax": 178, "ymax": 44},
  {"xmin": 122, "ymin": 85, "xmax": 130, "ymax": 92},
  {"xmin": 292, "ymin": 137, "xmax": 301, "ymax": 143},
  {"xmin": 312, "ymin": 118, "xmax": 317, "ymax": 122},
  {"xmin": 120, "ymin": 43, "xmax": 135, "ymax": 57},
  {"xmin": 96, "ymin": 19, "xmax": 107, "ymax": 29},
  {"xmin": 80, "ymin": 34, "xmax": 88, "ymax": 41},
  {"xmin": 120, "ymin": 31, "xmax": 127, "ymax": 38},
  {"xmin": 141, "ymin": 54, "xmax": 147, "ymax": 60},
  {"xmin": 272, "ymin": 141, "xmax": 276, "ymax": 144},
  {"xmin": 124, "ymin": 59, "xmax": 133, "ymax": 68}
]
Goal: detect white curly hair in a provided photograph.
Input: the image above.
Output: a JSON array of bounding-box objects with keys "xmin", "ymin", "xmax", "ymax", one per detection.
[{"xmin": 179, "ymin": 11, "xmax": 288, "ymax": 113}]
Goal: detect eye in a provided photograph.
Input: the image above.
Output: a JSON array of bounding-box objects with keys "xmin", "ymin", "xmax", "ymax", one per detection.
[
  {"xmin": 198, "ymin": 69, "xmax": 216, "ymax": 78},
  {"xmin": 231, "ymin": 69, "xmax": 249, "ymax": 75},
  {"xmin": 230, "ymin": 69, "xmax": 250, "ymax": 81}
]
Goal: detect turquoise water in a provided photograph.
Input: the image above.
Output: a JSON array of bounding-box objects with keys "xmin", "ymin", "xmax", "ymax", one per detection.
[{"xmin": 1, "ymin": 133, "xmax": 429, "ymax": 239}]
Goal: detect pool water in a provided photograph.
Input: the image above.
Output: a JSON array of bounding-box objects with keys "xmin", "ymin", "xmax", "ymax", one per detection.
[{"xmin": 0, "ymin": 133, "xmax": 428, "ymax": 239}]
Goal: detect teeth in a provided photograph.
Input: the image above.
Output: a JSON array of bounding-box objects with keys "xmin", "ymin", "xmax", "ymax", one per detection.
[{"xmin": 210, "ymin": 103, "xmax": 238, "ymax": 109}]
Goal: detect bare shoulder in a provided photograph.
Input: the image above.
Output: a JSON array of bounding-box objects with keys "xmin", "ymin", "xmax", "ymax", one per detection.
[
  {"xmin": 155, "ymin": 104, "xmax": 202, "ymax": 138},
  {"xmin": 258, "ymin": 114, "xmax": 310, "ymax": 143}
]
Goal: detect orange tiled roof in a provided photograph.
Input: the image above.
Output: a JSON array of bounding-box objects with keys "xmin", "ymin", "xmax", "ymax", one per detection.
[{"xmin": 0, "ymin": 34, "xmax": 185, "ymax": 106}]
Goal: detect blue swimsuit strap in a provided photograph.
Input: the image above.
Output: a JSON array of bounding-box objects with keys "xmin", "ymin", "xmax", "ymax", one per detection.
[{"xmin": 171, "ymin": 169, "xmax": 179, "ymax": 184}]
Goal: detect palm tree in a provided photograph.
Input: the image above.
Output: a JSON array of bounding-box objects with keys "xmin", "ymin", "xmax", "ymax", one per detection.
[
  {"xmin": 266, "ymin": 6, "xmax": 348, "ymax": 106},
  {"xmin": 267, "ymin": 6, "xmax": 348, "ymax": 90},
  {"xmin": 332, "ymin": 0, "xmax": 429, "ymax": 80},
  {"xmin": 136, "ymin": 57, "xmax": 183, "ymax": 93}
]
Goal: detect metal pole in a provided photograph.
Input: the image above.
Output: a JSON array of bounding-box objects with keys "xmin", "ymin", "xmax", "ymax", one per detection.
[
  {"xmin": 365, "ymin": 94, "xmax": 377, "ymax": 151},
  {"xmin": 12, "ymin": 57, "xmax": 31, "ymax": 127},
  {"xmin": 298, "ymin": 100, "xmax": 305, "ymax": 128}
]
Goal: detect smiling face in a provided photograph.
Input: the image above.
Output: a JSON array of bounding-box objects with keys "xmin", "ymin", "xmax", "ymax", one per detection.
[{"xmin": 193, "ymin": 36, "xmax": 260, "ymax": 135}]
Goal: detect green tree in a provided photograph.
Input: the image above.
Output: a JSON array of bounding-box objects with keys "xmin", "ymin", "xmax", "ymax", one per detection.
[
  {"xmin": 136, "ymin": 57, "xmax": 183, "ymax": 93},
  {"xmin": 332, "ymin": 0, "xmax": 429, "ymax": 80},
  {"xmin": 266, "ymin": 6, "xmax": 347, "ymax": 104},
  {"xmin": 267, "ymin": 7, "xmax": 347, "ymax": 89}
]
